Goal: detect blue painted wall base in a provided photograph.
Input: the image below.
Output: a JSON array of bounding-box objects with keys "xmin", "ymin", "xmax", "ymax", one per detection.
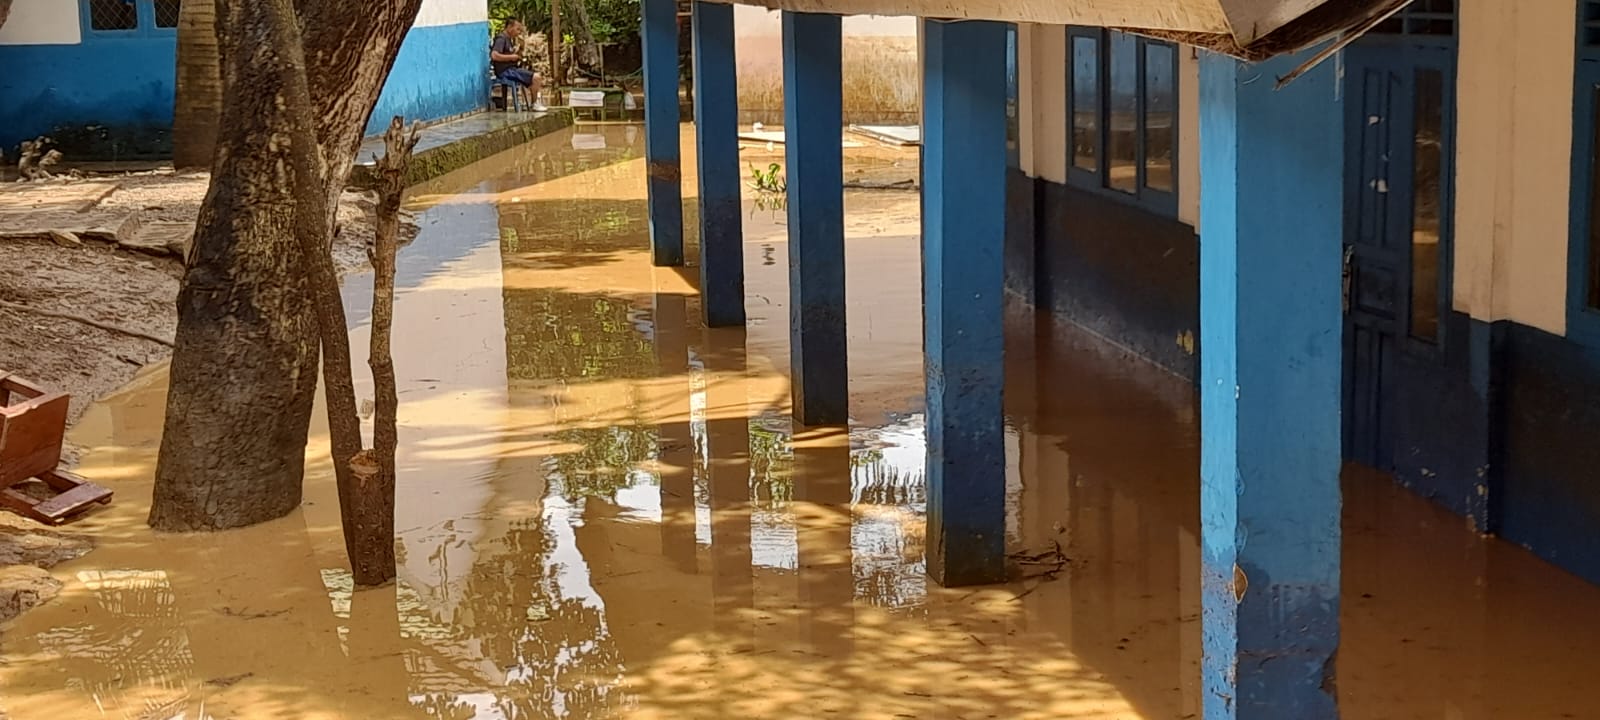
[
  {"xmin": 922, "ymin": 18, "xmax": 1008, "ymax": 587},
  {"xmin": 642, "ymin": 0, "xmax": 685, "ymax": 267},
  {"xmin": 367, "ymin": 21, "xmax": 492, "ymax": 134},
  {"xmin": 0, "ymin": 21, "xmax": 488, "ymax": 159},
  {"xmin": 782, "ymin": 11, "xmax": 847, "ymax": 426},
  {"xmin": 1198, "ymin": 50, "xmax": 1343, "ymax": 719},
  {"xmin": 692, "ymin": 1, "xmax": 745, "ymax": 327}
]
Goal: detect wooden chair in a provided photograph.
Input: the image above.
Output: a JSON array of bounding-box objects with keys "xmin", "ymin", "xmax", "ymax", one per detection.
[{"xmin": 0, "ymin": 373, "xmax": 112, "ymax": 524}]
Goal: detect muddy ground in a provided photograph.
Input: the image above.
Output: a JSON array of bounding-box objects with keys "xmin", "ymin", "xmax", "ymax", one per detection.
[{"xmin": 0, "ymin": 169, "xmax": 414, "ymax": 620}]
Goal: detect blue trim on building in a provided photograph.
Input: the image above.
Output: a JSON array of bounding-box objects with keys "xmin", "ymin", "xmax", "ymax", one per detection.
[
  {"xmin": 1197, "ymin": 49, "xmax": 1343, "ymax": 719},
  {"xmin": 641, "ymin": 0, "xmax": 685, "ymax": 267},
  {"xmin": 781, "ymin": 10, "xmax": 848, "ymax": 427},
  {"xmin": 368, "ymin": 21, "xmax": 492, "ymax": 135},
  {"xmin": 78, "ymin": 0, "xmax": 177, "ymax": 39},
  {"xmin": 0, "ymin": 36, "xmax": 177, "ymax": 157},
  {"xmin": 1497, "ymin": 321, "xmax": 1600, "ymax": 586},
  {"xmin": 923, "ymin": 18, "xmax": 1009, "ymax": 587},
  {"xmin": 1568, "ymin": 40, "xmax": 1600, "ymax": 348},
  {"xmin": 691, "ymin": 0, "xmax": 745, "ymax": 328},
  {"xmin": 0, "ymin": 20, "xmax": 489, "ymax": 158}
]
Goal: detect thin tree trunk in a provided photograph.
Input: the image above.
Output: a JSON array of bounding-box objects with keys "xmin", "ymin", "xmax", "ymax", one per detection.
[
  {"xmin": 350, "ymin": 117, "xmax": 420, "ymax": 588},
  {"xmin": 150, "ymin": 0, "xmax": 424, "ymax": 531},
  {"xmin": 172, "ymin": 0, "xmax": 222, "ymax": 170},
  {"xmin": 263, "ymin": 0, "xmax": 373, "ymax": 586}
]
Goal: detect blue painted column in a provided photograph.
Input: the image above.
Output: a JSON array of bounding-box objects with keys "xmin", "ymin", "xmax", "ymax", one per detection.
[
  {"xmin": 642, "ymin": 0, "xmax": 683, "ymax": 266},
  {"xmin": 921, "ymin": 19, "xmax": 1008, "ymax": 587},
  {"xmin": 692, "ymin": 1, "xmax": 745, "ymax": 327},
  {"xmin": 1198, "ymin": 52, "xmax": 1343, "ymax": 719},
  {"xmin": 782, "ymin": 11, "xmax": 847, "ymax": 426}
]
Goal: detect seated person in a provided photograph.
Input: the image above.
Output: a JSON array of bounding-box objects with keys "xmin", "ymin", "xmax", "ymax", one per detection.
[{"xmin": 492, "ymin": 19, "xmax": 548, "ymax": 112}]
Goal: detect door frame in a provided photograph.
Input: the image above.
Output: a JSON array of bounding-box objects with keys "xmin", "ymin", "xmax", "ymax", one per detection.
[{"xmin": 1340, "ymin": 35, "xmax": 1459, "ymax": 470}]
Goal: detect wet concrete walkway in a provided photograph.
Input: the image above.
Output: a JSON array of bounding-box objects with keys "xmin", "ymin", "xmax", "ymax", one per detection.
[{"xmin": 1, "ymin": 125, "xmax": 1598, "ymax": 719}]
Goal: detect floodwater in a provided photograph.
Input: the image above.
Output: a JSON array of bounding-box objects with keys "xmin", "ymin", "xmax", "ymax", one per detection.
[{"xmin": 2, "ymin": 125, "xmax": 1598, "ymax": 719}]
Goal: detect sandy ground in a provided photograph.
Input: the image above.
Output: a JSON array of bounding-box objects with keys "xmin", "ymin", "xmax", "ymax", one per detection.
[
  {"xmin": 0, "ymin": 169, "xmax": 414, "ymax": 622},
  {"xmin": 0, "ymin": 170, "xmax": 407, "ymax": 426}
]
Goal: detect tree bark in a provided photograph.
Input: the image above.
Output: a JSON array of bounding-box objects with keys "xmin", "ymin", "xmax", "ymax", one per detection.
[
  {"xmin": 171, "ymin": 0, "xmax": 222, "ymax": 170},
  {"xmin": 263, "ymin": 0, "xmax": 375, "ymax": 587},
  {"xmin": 351, "ymin": 118, "xmax": 419, "ymax": 587},
  {"xmin": 562, "ymin": 0, "xmax": 602, "ymax": 71},
  {"xmin": 150, "ymin": 0, "xmax": 423, "ymax": 532}
]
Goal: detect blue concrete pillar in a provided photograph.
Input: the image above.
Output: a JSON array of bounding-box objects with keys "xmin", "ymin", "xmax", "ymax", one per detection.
[
  {"xmin": 642, "ymin": 0, "xmax": 683, "ymax": 266},
  {"xmin": 692, "ymin": 1, "xmax": 745, "ymax": 327},
  {"xmin": 921, "ymin": 19, "xmax": 1008, "ymax": 588},
  {"xmin": 781, "ymin": 11, "xmax": 847, "ymax": 426},
  {"xmin": 1198, "ymin": 52, "xmax": 1343, "ymax": 719}
]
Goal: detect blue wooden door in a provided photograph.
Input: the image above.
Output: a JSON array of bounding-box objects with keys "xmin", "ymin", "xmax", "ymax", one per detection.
[{"xmin": 1342, "ymin": 34, "xmax": 1456, "ymax": 469}]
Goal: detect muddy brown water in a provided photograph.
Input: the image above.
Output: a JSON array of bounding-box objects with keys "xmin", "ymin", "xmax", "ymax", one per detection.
[{"xmin": 1, "ymin": 124, "xmax": 1597, "ymax": 719}]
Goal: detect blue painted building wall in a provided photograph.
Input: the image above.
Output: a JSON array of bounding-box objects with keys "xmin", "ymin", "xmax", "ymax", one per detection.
[
  {"xmin": 368, "ymin": 21, "xmax": 492, "ymax": 135},
  {"xmin": 0, "ymin": 3, "xmax": 489, "ymax": 158},
  {"xmin": 0, "ymin": 36, "xmax": 177, "ymax": 158},
  {"xmin": 1013, "ymin": 12, "xmax": 1600, "ymax": 591}
]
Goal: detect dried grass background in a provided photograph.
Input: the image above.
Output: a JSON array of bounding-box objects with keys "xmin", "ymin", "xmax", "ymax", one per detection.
[{"xmin": 735, "ymin": 36, "xmax": 919, "ymax": 126}]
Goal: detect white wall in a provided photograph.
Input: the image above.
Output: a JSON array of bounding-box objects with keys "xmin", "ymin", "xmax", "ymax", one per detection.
[
  {"xmin": 1453, "ymin": 0, "xmax": 1576, "ymax": 334},
  {"xmin": 1177, "ymin": 45, "xmax": 1199, "ymax": 227},
  {"xmin": 1024, "ymin": 23, "xmax": 1067, "ymax": 184},
  {"xmin": 0, "ymin": 0, "xmax": 82, "ymax": 46},
  {"xmin": 415, "ymin": 0, "xmax": 489, "ymax": 28}
]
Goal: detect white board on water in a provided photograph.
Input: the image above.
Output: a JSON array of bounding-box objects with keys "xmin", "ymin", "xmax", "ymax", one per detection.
[
  {"xmin": 571, "ymin": 134, "xmax": 608, "ymax": 150},
  {"xmin": 737, "ymin": 129, "xmax": 866, "ymax": 148},
  {"xmin": 849, "ymin": 125, "xmax": 921, "ymax": 146}
]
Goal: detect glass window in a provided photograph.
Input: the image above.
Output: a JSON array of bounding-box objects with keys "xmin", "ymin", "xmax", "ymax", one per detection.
[
  {"xmin": 88, "ymin": 0, "xmax": 140, "ymax": 30},
  {"xmin": 1070, "ymin": 34, "xmax": 1099, "ymax": 173},
  {"xmin": 1066, "ymin": 28, "xmax": 1178, "ymax": 213},
  {"xmin": 1107, "ymin": 32, "xmax": 1138, "ymax": 193},
  {"xmin": 154, "ymin": 0, "xmax": 181, "ymax": 28},
  {"xmin": 1143, "ymin": 42, "xmax": 1177, "ymax": 194},
  {"xmin": 1410, "ymin": 68, "xmax": 1445, "ymax": 342},
  {"xmin": 1006, "ymin": 25, "xmax": 1019, "ymax": 168}
]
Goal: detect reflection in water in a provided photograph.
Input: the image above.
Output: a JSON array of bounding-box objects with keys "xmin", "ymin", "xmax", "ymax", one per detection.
[{"xmin": 5, "ymin": 124, "xmax": 1600, "ymax": 720}]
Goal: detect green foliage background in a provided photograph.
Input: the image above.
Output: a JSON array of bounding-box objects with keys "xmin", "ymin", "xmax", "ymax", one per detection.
[{"xmin": 489, "ymin": 0, "xmax": 642, "ymax": 48}]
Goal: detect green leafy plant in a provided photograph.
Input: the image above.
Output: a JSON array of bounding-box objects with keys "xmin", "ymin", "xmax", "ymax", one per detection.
[{"xmin": 749, "ymin": 162, "xmax": 786, "ymax": 194}]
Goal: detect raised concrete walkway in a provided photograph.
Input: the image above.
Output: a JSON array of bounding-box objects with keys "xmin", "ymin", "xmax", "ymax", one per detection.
[{"xmin": 350, "ymin": 109, "xmax": 575, "ymax": 188}]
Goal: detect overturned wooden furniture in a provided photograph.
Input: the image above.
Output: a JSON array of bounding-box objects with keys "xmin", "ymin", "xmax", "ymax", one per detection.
[{"xmin": 0, "ymin": 373, "xmax": 112, "ymax": 524}]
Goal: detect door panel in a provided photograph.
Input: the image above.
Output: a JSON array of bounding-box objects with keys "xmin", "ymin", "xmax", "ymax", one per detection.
[{"xmin": 1342, "ymin": 43, "xmax": 1455, "ymax": 471}]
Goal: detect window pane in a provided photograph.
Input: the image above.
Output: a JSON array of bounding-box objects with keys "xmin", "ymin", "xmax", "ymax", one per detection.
[
  {"xmin": 89, "ymin": 0, "xmax": 139, "ymax": 30},
  {"xmin": 1006, "ymin": 25, "xmax": 1019, "ymax": 166},
  {"xmin": 154, "ymin": 0, "xmax": 181, "ymax": 28},
  {"xmin": 1589, "ymin": 86, "xmax": 1600, "ymax": 310},
  {"xmin": 1107, "ymin": 32, "xmax": 1138, "ymax": 193},
  {"xmin": 1143, "ymin": 42, "xmax": 1176, "ymax": 194},
  {"xmin": 1070, "ymin": 35, "xmax": 1099, "ymax": 172},
  {"xmin": 1410, "ymin": 68, "xmax": 1444, "ymax": 342}
]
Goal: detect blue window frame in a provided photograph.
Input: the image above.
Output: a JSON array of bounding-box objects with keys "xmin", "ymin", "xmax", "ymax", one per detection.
[
  {"xmin": 81, "ymin": 0, "xmax": 178, "ymax": 39},
  {"xmin": 1005, "ymin": 24, "xmax": 1019, "ymax": 169},
  {"xmin": 1065, "ymin": 27, "xmax": 1178, "ymax": 216},
  {"xmin": 1569, "ymin": 0, "xmax": 1600, "ymax": 346}
]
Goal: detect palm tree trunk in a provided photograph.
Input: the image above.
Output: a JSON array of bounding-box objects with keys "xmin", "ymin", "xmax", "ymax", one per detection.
[{"xmin": 171, "ymin": 0, "xmax": 222, "ymax": 170}]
